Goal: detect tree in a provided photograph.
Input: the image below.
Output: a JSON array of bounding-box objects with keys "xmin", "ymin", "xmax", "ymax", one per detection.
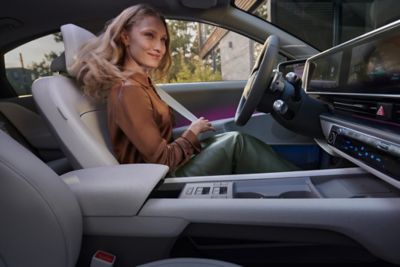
[
  {"xmin": 30, "ymin": 33, "xmax": 63, "ymax": 79},
  {"xmin": 163, "ymin": 20, "xmax": 222, "ymax": 83}
]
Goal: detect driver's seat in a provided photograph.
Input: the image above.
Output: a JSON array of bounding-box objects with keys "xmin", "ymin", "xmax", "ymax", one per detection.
[{"xmin": 32, "ymin": 24, "xmax": 118, "ymax": 169}]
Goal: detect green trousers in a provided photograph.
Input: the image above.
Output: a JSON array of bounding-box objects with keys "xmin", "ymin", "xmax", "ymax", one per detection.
[{"xmin": 172, "ymin": 131, "xmax": 298, "ymax": 177}]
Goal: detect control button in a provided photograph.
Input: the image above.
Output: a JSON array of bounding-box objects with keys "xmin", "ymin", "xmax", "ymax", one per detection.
[
  {"xmin": 202, "ymin": 187, "xmax": 210, "ymax": 195},
  {"xmin": 327, "ymin": 131, "xmax": 337, "ymax": 145},
  {"xmin": 376, "ymin": 102, "xmax": 393, "ymax": 119},
  {"xmin": 185, "ymin": 187, "xmax": 194, "ymax": 195},
  {"xmin": 220, "ymin": 187, "xmax": 227, "ymax": 194},
  {"xmin": 377, "ymin": 142, "xmax": 389, "ymax": 151},
  {"xmin": 212, "ymin": 187, "xmax": 220, "ymax": 194},
  {"xmin": 195, "ymin": 187, "xmax": 203, "ymax": 195}
]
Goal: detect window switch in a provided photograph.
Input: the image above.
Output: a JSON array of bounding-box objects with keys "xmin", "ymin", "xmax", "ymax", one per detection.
[
  {"xmin": 220, "ymin": 186, "xmax": 227, "ymax": 194},
  {"xmin": 202, "ymin": 187, "xmax": 210, "ymax": 194},
  {"xmin": 212, "ymin": 187, "xmax": 220, "ymax": 194},
  {"xmin": 185, "ymin": 187, "xmax": 193, "ymax": 195},
  {"xmin": 195, "ymin": 187, "xmax": 203, "ymax": 195}
]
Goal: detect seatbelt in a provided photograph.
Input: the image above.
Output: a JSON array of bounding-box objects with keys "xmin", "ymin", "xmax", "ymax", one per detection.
[{"xmin": 155, "ymin": 85, "xmax": 198, "ymax": 122}]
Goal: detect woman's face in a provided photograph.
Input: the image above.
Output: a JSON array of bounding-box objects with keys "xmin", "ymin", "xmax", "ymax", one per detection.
[{"xmin": 123, "ymin": 15, "xmax": 168, "ymax": 72}]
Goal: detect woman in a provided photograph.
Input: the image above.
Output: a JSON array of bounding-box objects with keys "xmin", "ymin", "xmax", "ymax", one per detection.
[{"xmin": 72, "ymin": 4, "xmax": 297, "ymax": 176}]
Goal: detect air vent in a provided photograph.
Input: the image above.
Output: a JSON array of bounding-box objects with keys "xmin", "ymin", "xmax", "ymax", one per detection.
[
  {"xmin": 333, "ymin": 98, "xmax": 378, "ymax": 117},
  {"xmin": 332, "ymin": 98, "xmax": 400, "ymax": 124}
]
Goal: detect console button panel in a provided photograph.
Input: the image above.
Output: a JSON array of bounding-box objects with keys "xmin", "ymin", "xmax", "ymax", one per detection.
[
  {"xmin": 328, "ymin": 125, "xmax": 400, "ymax": 181},
  {"xmin": 179, "ymin": 182, "xmax": 233, "ymax": 198}
]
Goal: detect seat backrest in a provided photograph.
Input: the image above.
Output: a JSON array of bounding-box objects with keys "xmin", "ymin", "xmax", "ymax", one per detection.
[
  {"xmin": 0, "ymin": 129, "xmax": 82, "ymax": 267},
  {"xmin": 32, "ymin": 24, "xmax": 118, "ymax": 169}
]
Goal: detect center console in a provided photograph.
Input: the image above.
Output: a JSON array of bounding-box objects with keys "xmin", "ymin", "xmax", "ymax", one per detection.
[
  {"xmin": 154, "ymin": 167, "xmax": 400, "ymax": 199},
  {"xmin": 60, "ymin": 162, "xmax": 400, "ymax": 265}
]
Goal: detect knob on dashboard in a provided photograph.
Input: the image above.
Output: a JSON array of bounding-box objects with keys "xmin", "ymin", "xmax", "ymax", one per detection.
[{"xmin": 328, "ymin": 131, "xmax": 337, "ymax": 145}]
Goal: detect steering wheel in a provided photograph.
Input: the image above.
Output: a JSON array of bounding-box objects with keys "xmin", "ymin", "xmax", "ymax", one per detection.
[{"xmin": 235, "ymin": 35, "xmax": 279, "ymax": 126}]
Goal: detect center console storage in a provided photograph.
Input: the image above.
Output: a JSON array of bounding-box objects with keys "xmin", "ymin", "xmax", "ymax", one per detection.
[
  {"xmin": 157, "ymin": 167, "xmax": 400, "ymax": 199},
  {"xmin": 60, "ymin": 164, "xmax": 400, "ymax": 265}
]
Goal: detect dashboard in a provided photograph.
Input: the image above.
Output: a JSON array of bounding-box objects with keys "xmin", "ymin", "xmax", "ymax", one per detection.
[{"xmin": 303, "ymin": 20, "xmax": 400, "ymax": 188}]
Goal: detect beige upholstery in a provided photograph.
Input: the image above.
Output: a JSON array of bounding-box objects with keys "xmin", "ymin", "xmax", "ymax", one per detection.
[
  {"xmin": 32, "ymin": 24, "xmax": 118, "ymax": 169},
  {"xmin": 0, "ymin": 129, "xmax": 240, "ymax": 267}
]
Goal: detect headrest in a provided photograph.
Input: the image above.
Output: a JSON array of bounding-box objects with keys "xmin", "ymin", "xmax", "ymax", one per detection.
[
  {"xmin": 58, "ymin": 24, "xmax": 96, "ymax": 77},
  {"xmin": 50, "ymin": 51, "xmax": 66, "ymax": 73}
]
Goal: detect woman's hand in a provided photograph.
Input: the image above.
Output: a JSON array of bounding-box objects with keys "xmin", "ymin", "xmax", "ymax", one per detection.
[{"xmin": 188, "ymin": 117, "xmax": 216, "ymax": 136}]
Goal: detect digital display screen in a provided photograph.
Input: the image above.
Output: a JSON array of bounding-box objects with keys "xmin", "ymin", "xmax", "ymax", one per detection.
[
  {"xmin": 347, "ymin": 36, "xmax": 400, "ymax": 92},
  {"xmin": 279, "ymin": 63, "xmax": 305, "ymax": 77},
  {"xmin": 278, "ymin": 59, "xmax": 306, "ymax": 78},
  {"xmin": 305, "ymin": 23, "xmax": 400, "ymax": 95},
  {"xmin": 307, "ymin": 51, "xmax": 342, "ymax": 90}
]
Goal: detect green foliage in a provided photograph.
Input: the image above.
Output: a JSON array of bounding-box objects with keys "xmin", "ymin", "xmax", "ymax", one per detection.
[
  {"xmin": 29, "ymin": 24, "xmax": 222, "ymax": 83},
  {"xmin": 30, "ymin": 34, "xmax": 62, "ymax": 79},
  {"xmin": 254, "ymin": 1, "xmax": 269, "ymax": 20},
  {"xmin": 164, "ymin": 20, "xmax": 221, "ymax": 83},
  {"xmin": 174, "ymin": 56, "xmax": 221, "ymax": 82},
  {"xmin": 31, "ymin": 51, "xmax": 59, "ymax": 79}
]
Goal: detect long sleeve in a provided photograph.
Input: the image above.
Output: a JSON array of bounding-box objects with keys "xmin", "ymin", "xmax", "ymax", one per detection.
[{"xmin": 108, "ymin": 81, "xmax": 201, "ymax": 171}]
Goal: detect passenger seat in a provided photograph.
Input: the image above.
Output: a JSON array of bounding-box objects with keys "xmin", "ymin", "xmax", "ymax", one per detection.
[
  {"xmin": 0, "ymin": 101, "xmax": 72, "ymax": 174},
  {"xmin": 0, "ymin": 129, "xmax": 240, "ymax": 266}
]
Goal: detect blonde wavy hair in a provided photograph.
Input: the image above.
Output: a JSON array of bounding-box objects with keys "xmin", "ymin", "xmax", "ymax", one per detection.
[{"xmin": 71, "ymin": 4, "xmax": 172, "ymax": 99}]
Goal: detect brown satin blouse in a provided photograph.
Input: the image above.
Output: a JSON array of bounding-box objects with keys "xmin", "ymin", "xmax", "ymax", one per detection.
[{"xmin": 107, "ymin": 72, "xmax": 201, "ymax": 171}]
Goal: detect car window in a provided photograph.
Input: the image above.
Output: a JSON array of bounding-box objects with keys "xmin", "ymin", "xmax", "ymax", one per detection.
[
  {"xmin": 4, "ymin": 33, "xmax": 63, "ymax": 96},
  {"xmin": 4, "ymin": 22, "xmax": 287, "ymax": 94},
  {"xmin": 164, "ymin": 20, "xmax": 287, "ymax": 83},
  {"xmin": 235, "ymin": 0, "xmax": 400, "ymax": 51}
]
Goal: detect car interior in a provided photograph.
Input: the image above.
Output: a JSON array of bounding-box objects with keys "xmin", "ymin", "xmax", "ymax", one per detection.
[{"xmin": 1, "ymin": 0, "xmax": 400, "ymax": 266}]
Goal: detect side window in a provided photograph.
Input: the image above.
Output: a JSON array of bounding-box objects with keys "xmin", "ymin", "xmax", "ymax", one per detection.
[
  {"xmin": 165, "ymin": 20, "xmax": 286, "ymax": 83},
  {"xmin": 4, "ymin": 33, "xmax": 63, "ymax": 96}
]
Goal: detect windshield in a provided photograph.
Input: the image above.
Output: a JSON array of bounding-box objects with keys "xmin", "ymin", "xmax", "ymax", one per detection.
[{"xmin": 234, "ymin": 0, "xmax": 400, "ymax": 51}]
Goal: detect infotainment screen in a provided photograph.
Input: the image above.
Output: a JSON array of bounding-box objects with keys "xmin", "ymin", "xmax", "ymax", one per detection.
[{"xmin": 305, "ymin": 21, "xmax": 400, "ymax": 96}]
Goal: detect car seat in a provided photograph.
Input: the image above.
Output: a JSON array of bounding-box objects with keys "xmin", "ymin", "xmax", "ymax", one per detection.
[
  {"xmin": 32, "ymin": 24, "xmax": 118, "ymax": 169},
  {"xmin": 0, "ymin": 129, "xmax": 240, "ymax": 266}
]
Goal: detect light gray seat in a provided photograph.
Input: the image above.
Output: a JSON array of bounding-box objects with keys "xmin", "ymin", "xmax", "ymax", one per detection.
[
  {"xmin": 32, "ymin": 24, "xmax": 118, "ymax": 169},
  {"xmin": 0, "ymin": 129, "xmax": 240, "ymax": 267},
  {"xmin": 0, "ymin": 101, "xmax": 72, "ymax": 174}
]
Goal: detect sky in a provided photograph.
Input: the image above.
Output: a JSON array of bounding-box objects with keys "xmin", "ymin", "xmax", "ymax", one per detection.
[{"xmin": 5, "ymin": 34, "xmax": 64, "ymax": 69}]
